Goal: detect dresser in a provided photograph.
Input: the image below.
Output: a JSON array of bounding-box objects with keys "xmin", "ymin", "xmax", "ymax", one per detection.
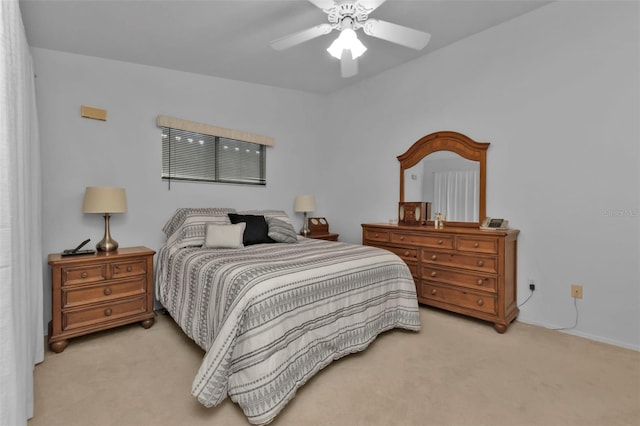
[
  {"xmin": 362, "ymin": 224, "xmax": 519, "ymax": 333},
  {"xmin": 48, "ymin": 246, "xmax": 156, "ymax": 353}
]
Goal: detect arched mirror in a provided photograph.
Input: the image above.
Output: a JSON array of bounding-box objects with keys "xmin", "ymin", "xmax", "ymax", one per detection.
[{"xmin": 398, "ymin": 131, "xmax": 489, "ymax": 228}]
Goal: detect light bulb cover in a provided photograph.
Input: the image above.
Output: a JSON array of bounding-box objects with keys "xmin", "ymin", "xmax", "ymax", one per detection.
[{"xmin": 326, "ymin": 28, "xmax": 367, "ymax": 60}]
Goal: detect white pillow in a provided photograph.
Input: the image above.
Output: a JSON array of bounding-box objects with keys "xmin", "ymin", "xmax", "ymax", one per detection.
[{"xmin": 204, "ymin": 223, "xmax": 246, "ymax": 249}]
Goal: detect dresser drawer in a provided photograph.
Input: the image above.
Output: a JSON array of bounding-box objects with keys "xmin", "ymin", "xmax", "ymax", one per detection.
[
  {"xmin": 383, "ymin": 245, "xmax": 418, "ymax": 261},
  {"xmin": 457, "ymin": 236, "xmax": 498, "ymax": 254},
  {"xmin": 62, "ymin": 276, "xmax": 147, "ymax": 308},
  {"xmin": 390, "ymin": 232, "xmax": 454, "ymax": 249},
  {"xmin": 422, "ymin": 250, "xmax": 497, "ymax": 274},
  {"xmin": 422, "ymin": 283, "xmax": 497, "ymax": 315},
  {"xmin": 404, "ymin": 260, "xmax": 419, "ymax": 278},
  {"xmin": 62, "ymin": 264, "xmax": 107, "ymax": 286},
  {"xmin": 62, "ymin": 296, "xmax": 148, "ymax": 331},
  {"xmin": 364, "ymin": 229, "xmax": 390, "ymax": 242},
  {"xmin": 422, "ymin": 266, "xmax": 497, "ymax": 292},
  {"xmin": 111, "ymin": 259, "xmax": 147, "ymax": 279}
]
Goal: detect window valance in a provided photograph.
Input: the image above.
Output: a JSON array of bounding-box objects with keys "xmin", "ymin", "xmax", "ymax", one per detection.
[{"xmin": 156, "ymin": 115, "xmax": 275, "ymax": 147}]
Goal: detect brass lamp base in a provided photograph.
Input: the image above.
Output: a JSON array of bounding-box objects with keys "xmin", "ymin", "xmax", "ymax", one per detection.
[
  {"xmin": 299, "ymin": 212, "xmax": 311, "ymax": 237},
  {"xmin": 97, "ymin": 213, "xmax": 119, "ymax": 252}
]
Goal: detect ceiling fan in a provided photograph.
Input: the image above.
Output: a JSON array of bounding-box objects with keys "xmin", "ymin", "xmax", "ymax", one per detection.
[{"xmin": 270, "ymin": 0, "xmax": 431, "ymax": 78}]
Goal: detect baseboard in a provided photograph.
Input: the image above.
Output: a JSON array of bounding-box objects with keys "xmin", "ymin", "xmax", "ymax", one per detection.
[{"xmin": 515, "ymin": 318, "xmax": 640, "ymax": 352}]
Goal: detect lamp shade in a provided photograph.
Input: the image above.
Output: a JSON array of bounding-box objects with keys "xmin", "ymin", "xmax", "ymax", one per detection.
[
  {"xmin": 294, "ymin": 195, "xmax": 316, "ymax": 213},
  {"xmin": 82, "ymin": 187, "xmax": 127, "ymax": 213}
]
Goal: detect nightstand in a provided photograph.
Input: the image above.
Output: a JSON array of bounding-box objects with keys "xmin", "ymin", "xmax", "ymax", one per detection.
[
  {"xmin": 307, "ymin": 233, "xmax": 339, "ymax": 241},
  {"xmin": 47, "ymin": 246, "xmax": 156, "ymax": 353}
]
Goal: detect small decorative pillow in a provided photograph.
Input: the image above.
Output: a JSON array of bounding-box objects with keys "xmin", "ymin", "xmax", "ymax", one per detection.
[
  {"xmin": 204, "ymin": 223, "xmax": 246, "ymax": 249},
  {"xmin": 228, "ymin": 213, "xmax": 275, "ymax": 245},
  {"xmin": 266, "ymin": 216, "xmax": 298, "ymax": 244}
]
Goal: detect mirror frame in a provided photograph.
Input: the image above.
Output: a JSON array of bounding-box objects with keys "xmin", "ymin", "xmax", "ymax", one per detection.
[{"xmin": 398, "ymin": 131, "xmax": 490, "ymax": 228}]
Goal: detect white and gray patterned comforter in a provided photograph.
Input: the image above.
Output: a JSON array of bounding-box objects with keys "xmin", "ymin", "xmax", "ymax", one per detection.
[{"xmin": 155, "ymin": 238, "xmax": 420, "ymax": 425}]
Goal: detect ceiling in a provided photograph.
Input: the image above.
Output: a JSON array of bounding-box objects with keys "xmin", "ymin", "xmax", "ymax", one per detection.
[{"xmin": 20, "ymin": 0, "xmax": 551, "ymax": 94}]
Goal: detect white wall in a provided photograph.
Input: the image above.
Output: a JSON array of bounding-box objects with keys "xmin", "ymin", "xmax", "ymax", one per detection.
[
  {"xmin": 33, "ymin": 49, "xmax": 328, "ymax": 324},
  {"xmin": 33, "ymin": 1, "xmax": 639, "ymax": 349},
  {"xmin": 321, "ymin": 1, "xmax": 639, "ymax": 349}
]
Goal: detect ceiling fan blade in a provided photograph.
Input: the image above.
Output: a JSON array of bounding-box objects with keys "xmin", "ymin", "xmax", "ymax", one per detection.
[
  {"xmin": 308, "ymin": 0, "xmax": 335, "ymax": 10},
  {"xmin": 270, "ymin": 23, "xmax": 333, "ymax": 51},
  {"xmin": 363, "ymin": 19, "xmax": 431, "ymax": 50},
  {"xmin": 358, "ymin": 0, "xmax": 387, "ymax": 13},
  {"xmin": 340, "ymin": 51, "xmax": 358, "ymax": 78}
]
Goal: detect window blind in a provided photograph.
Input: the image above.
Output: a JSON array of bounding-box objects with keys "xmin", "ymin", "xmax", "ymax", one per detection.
[{"xmin": 161, "ymin": 127, "xmax": 266, "ymax": 186}]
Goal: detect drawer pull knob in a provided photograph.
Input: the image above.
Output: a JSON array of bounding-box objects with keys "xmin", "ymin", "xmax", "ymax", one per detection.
[
  {"xmin": 81, "ymin": 272, "xmax": 88, "ymax": 278},
  {"xmin": 474, "ymin": 242, "xmax": 480, "ymax": 248},
  {"xmin": 431, "ymin": 255, "xmax": 437, "ymax": 260},
  {"xmin": 400, "ymin": 235, "xmax": 405, "ymax": 240},
  {"xmin": 374, "ymin": 233, "xmax": 379, "ymax": 238},
  {"xmin": 404, "ymin": 251, "xmax": 410, "ymax": 256},
  {"xmin": 477, "ymin": 279, "xmax": 484, "ymax": 286},
  {"xmin": 104, "ymin": 308, "xmax": 112, "ymax": 316},
  {"xmin": 477, "ymin": 260, "xmax": 484, "ymax": 267},
  {"xmin": 476, "ymin": 299, "xmax": 484, "ymax": 307},
  {"xmin": 126, "ymin": 265, "xmax": 132, "ymax": 272},
  {"xmin": 430, "ymin": 271, "xmax": 437, "ymax": 277},
  {"xmin": 104, "ymin": 287, "xmax": 112, "ymax": 296},
  {"xmin": 437, "ymin": 240, "xmax": 443, "ymax": 245},
  {"xmin": 431, "ymin": 288, "xmax": 437, "ymax": 295}
]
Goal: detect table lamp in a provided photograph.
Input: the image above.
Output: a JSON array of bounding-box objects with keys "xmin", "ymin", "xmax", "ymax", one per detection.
[
  {"xmin": 82, "ymin": 186, "xmax": 127, "ymax": 252},
  {"xmin": 294, "ymin": 195, "xmax": 316, "ymax": 237}
]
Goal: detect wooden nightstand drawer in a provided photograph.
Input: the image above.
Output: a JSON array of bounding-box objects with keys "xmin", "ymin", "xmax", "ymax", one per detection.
[
  {"xmin": 422, "ymin": 283, "xmax": 497, "ymax": 315},
  {"xmin": 62, "ymin": 264, "xmax": 107, "ymax": 286},
  {"xmin": 111, "ymin": 259, "xmax": 147, "ymax": 279},
  {"xmin": 422, "ymin": 250, "xmax": 497, "ymax": 274},
  {"xmin": 62, "ymin": 276, "xmax": 147, "ymax": 308},
  {"xmin": 422, "ymin": 266, "xmax": 497, "ymax": 292},
  {"xmin": 62, "ymin": 296, "xmax": 148, "ymax": 331},
  {"xmin": 457, "ymin": 236, "xmax": 498, "ymax": 254}
]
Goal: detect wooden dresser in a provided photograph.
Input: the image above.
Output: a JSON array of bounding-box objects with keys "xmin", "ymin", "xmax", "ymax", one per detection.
[
  {"xmin": 362, "ymin": 224, "xmax": 519, "ymax": 333},
  {"xmin": 48, "ymin": 246, "xmax": 156, "ymax": 353}
]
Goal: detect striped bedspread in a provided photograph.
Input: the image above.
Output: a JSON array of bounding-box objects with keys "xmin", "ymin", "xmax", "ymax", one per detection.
[{"xmin": 156, "ymin": 238, "xmax": 420, "ymax": 425}]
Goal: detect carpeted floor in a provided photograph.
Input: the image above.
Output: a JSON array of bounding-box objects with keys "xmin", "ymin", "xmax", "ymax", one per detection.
[{"xmin": 29, "ymin": 307, "xmax": 640, "ymax": 426}]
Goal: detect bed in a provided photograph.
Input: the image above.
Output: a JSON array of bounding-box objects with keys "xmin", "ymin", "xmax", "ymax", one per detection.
[{"xmin": 155, "ymin": 208, "xmax": 421, "ymax": 424}]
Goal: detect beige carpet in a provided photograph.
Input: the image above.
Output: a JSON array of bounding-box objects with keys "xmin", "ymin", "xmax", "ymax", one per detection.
[{"xmin": 29, "ymin": 307, "xmax": 639, "ymax": 426}]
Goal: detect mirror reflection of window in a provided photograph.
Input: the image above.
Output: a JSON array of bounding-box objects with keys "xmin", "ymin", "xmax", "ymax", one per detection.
[{"xmin": 421, "ymin": 152, "xmax": 479, "ymax": 222}]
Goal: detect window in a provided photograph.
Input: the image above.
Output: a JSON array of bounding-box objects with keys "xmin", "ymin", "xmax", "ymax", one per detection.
[{"xmin": 161, "ymin": 127, "xmax": 266, "ymax": 186}]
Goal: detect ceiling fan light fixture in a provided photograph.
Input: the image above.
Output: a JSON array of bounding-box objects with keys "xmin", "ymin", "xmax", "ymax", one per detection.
[{"xmin": 326, "ymin": 28, "xmax": 367, "ymax": 60}]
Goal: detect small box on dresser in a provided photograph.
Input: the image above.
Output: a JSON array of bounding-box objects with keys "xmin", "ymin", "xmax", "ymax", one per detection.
[
  {"xmin": 47, "ymin": 246, "xmax": 156, "ymax": 353},
  {"xmin": 362, "ymin": 224, "xmax": 519, "ymax": 333}
]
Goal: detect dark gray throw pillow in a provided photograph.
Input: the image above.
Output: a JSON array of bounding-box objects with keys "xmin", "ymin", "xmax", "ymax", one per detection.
[{"xmin": 228, "ymin": 213, "xmax": 275, "ymax": 245}]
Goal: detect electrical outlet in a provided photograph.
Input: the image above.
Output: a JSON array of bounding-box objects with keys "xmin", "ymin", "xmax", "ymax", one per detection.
[
  {"xmin": 528, "ymin": 279, "xmax": 536, "ymax": 291},
  {"xmin": 571, "ymin": 284, "xmax": 583, "ymax": 299}
]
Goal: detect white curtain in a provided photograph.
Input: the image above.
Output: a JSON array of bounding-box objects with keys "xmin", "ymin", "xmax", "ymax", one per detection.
[
  {"xmin": 433, "ymin": 170, "xmax": 479, "ymax": 222},
  {"xmin": 0, "ymin": 1, "xmax": 44, "ymax": 424}
]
